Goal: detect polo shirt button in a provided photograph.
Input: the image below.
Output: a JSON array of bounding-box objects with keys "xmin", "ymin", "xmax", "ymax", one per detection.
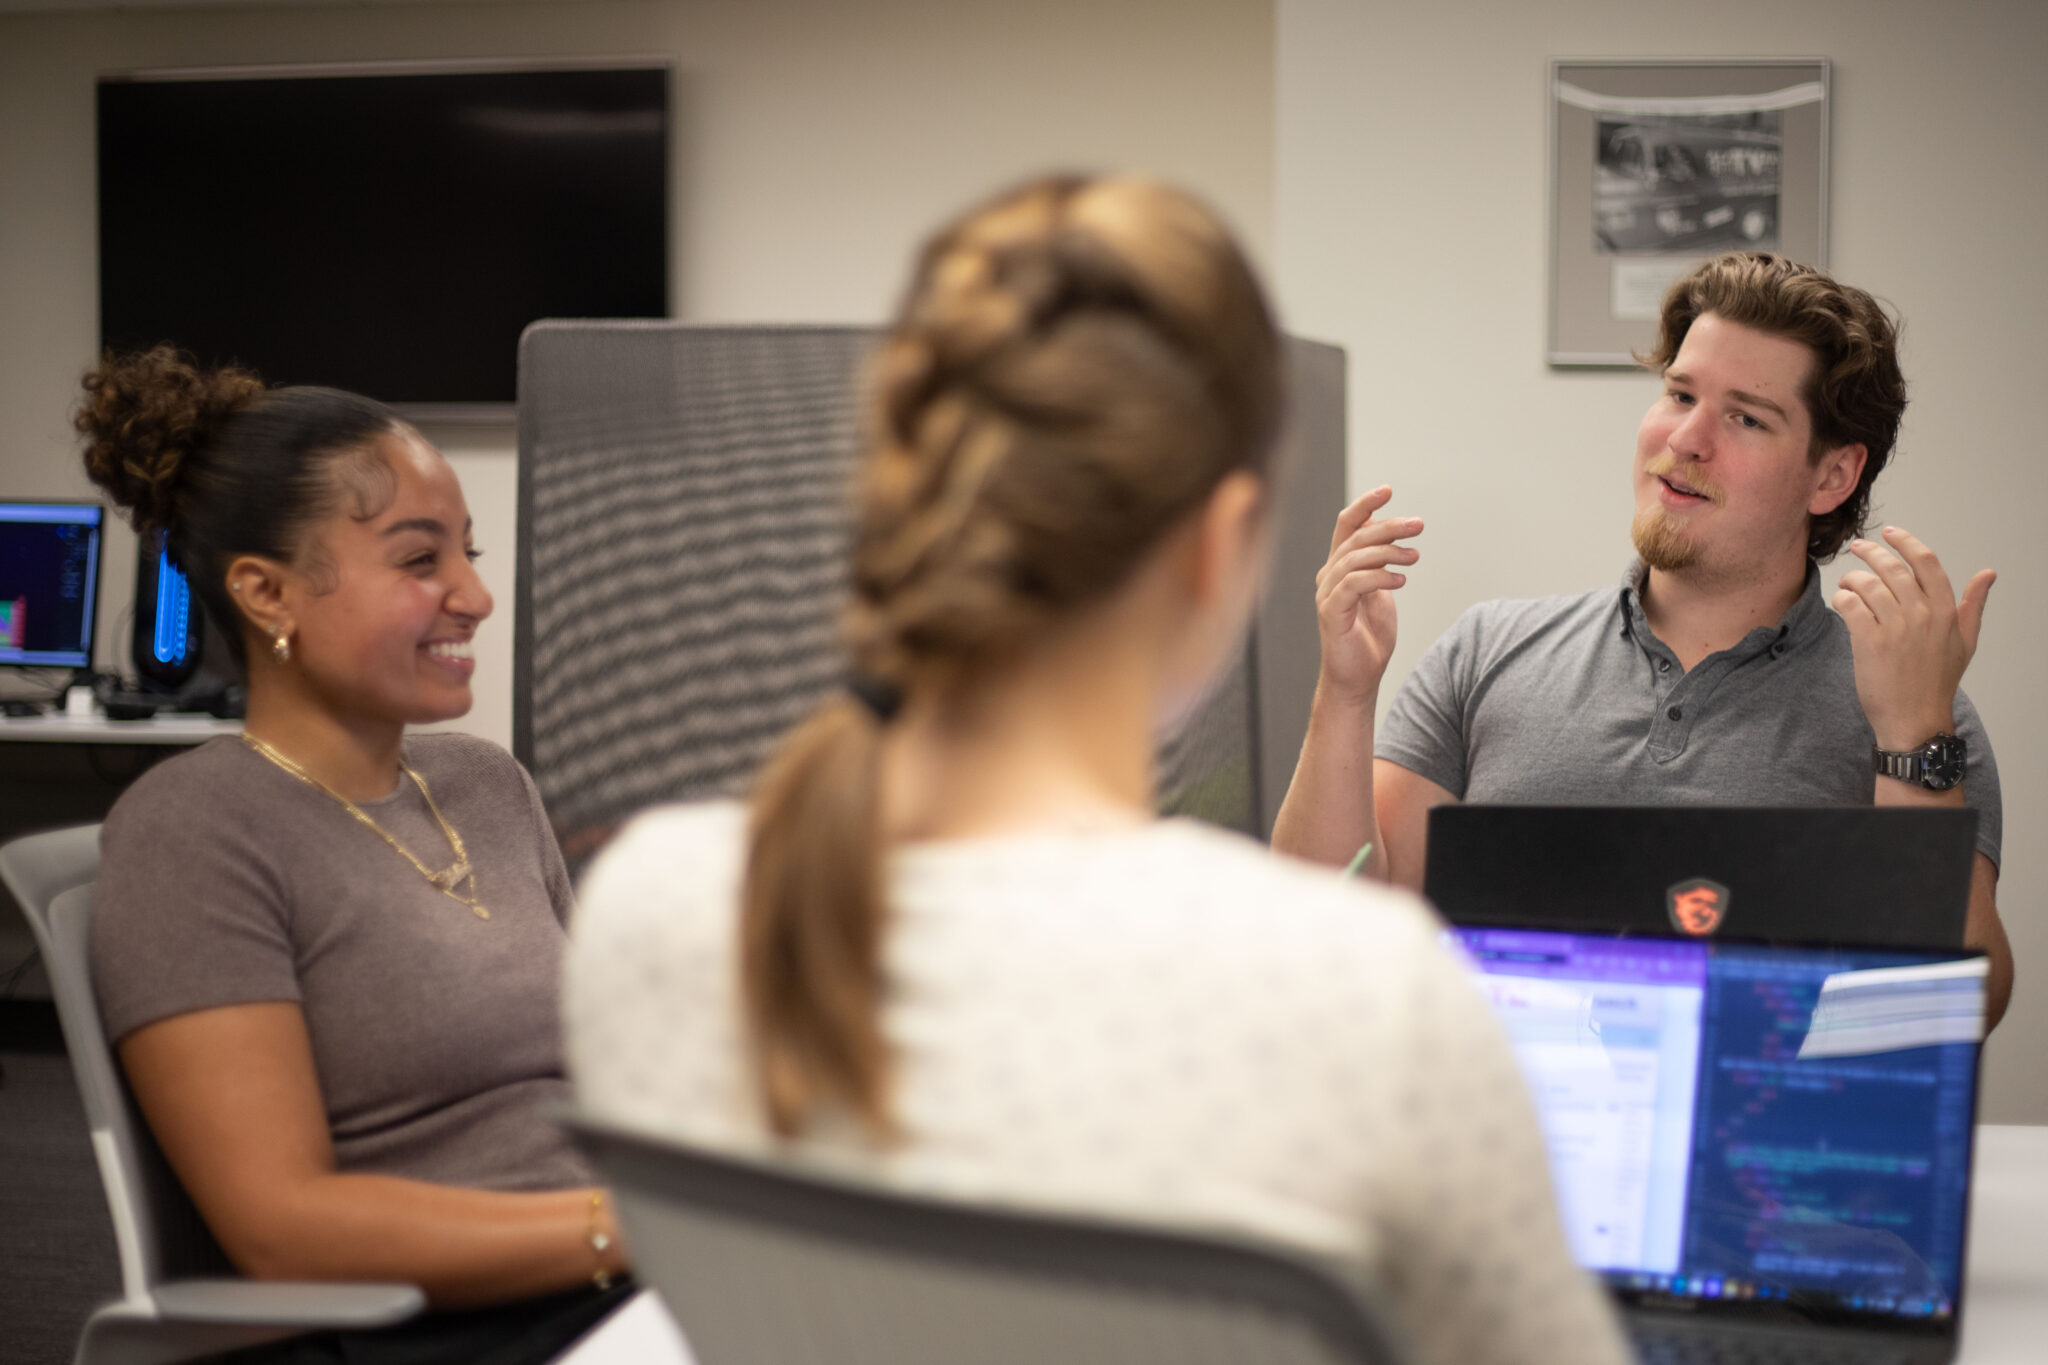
[
  {"xmin": 1658, "ymin": 658, "xmax": 1671, "ymax": 672},
  {"xmin": 1667, "ymin": 705, "xmax": 1683, "ymax": 721}
]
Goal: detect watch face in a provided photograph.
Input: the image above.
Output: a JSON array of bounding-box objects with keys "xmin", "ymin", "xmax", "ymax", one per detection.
[{"xmin": 1921, "ymin": 734, "xmax": 1967, "ymax": 790}]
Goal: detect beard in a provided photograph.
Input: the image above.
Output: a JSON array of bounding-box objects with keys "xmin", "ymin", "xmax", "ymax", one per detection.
[{"xmin": 1631, "ymin": 504, "xmax": 1704, "ymax": 573}]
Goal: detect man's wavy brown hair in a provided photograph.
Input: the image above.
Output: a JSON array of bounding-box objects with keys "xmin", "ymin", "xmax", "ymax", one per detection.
[{"xmin": 1641, "ymin": 252, "xmax": 1906, "ymax": 562}]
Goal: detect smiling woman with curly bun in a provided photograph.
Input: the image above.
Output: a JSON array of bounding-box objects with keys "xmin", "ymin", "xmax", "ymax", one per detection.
[{"xmin": 76, "ymin": 348, "xmax": 632, "ymax": 1363}]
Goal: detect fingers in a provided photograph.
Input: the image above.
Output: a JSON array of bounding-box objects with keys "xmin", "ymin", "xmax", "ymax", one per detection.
[
  {"xmin": 1957, "ymin": 568, "xmax": 1996, "ymax": 656},
  {"xmin": 1831, "ymin": 582, "xmax": 1875, "ymax": 628},
  {"xmin": 1321, "ymin": 567, "xmax": 1410, "ymax": 623},
  {"xmin": 1845, "ymin": 537, "xmax": 1915, "ymax": 613},
  {"xmin": 1848, "ymin": 527, "xmax": 1987, "ymax": 623},
  {"xmin": 1332, "ymin": 513, "xmax": 1425, "ymax": 561},
  {"xmin": 1879, "ymin": 525, "xmax": 1957, "ymax": 607},
  {"xmin": 1319, "ymin": 541, "xmax": 1420, "ymax": 595},
  {"xmin": 1328, "ymin": 486, "xmax": 1395, "ymax": 555},
  {"xmin": 1834, "ymin": 568, "xmax": 1894, "ymax": 625}
]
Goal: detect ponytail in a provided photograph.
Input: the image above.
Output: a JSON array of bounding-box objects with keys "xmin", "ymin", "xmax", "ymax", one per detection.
[
  {"xmin": 740, "ymin": 697, "xmax": 896, "ymax": 1138},
  {"xmin": 737, "ymin": 174, "xmax": 1281, "ymax": 1139}
]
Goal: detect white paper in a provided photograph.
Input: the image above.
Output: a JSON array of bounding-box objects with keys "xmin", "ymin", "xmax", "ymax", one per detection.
[
  {"xmin": 1797, "ymin": 958, "xmax": 1988, "ymax": 1060},
  {"xmin": 1609, "ymin": 260, "xmax": 1696, "ymax": 322},
  {"xmin": 557, "ymin": 1289, "xmax": 697, "ymax": 1365}
]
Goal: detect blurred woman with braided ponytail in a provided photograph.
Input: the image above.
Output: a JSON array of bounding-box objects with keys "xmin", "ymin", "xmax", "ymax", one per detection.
[{"xmin": 568, "ymin": 176, "xmax": 1625, "ymax": 1365}]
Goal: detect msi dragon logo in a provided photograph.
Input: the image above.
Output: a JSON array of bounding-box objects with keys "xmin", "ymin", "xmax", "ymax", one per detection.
[{"xmin": 1666, "ymin": 877, "xmax": 1729, "ymax": 936}]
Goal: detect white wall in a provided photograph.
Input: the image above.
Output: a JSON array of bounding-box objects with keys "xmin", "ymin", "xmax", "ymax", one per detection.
[
  {"xmin": 1277, "ymin": 0, "xmax": 2048, "ymax": 1121},
  {"xmin": 0, "ymin": 0, "xmax": 1275, "ymax": 747}
]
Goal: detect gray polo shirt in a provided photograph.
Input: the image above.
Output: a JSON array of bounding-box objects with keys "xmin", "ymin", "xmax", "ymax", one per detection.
[{"xmin": 1376, "ymin": 561, "xmax": 2002, "ymax": 868}]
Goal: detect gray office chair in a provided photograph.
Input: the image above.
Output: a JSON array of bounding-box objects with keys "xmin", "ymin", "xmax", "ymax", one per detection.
[
  {"xmin": 564, "ymin": 1113, "xmax": 1414, "ymax": 1365},
  {"xmin": 515, "ymin": 322, "xmax": 1344, "ymax": 871},
  {"xmin": 0, "ymin": 825, "xmax": 423, "ymax": 1365}
]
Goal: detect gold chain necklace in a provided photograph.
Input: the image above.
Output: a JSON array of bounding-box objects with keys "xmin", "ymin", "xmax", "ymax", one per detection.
[{"xmin": 239, "ymin": 733, "xmax": 490, "ymax": 920}]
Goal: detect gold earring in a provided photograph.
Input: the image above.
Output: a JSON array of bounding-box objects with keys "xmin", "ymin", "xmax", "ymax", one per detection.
[{"xmin": 271, "ymin": 632, "xmax": 291, "ymax": 664}]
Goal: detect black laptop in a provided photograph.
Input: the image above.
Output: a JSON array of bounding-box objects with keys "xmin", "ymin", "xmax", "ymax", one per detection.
[
  {"xmin": 1424, "ymin": 807, "xmax": 1977, "ymax": 946},
  {"xmin": 1451, "ymin": 925, "xmax": 1988, "ymax": 1364}
]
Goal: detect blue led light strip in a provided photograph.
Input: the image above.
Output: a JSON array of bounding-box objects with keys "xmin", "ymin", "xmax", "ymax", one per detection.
[{"xmin": 153, "ymin": 546, "xmax": 192, "ymax": 665}]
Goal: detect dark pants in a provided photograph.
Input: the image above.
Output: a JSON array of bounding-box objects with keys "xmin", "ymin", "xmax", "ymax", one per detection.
[{"xmin": 207, "ymin": 1281, "xmax": 637, "ymax": 1365}]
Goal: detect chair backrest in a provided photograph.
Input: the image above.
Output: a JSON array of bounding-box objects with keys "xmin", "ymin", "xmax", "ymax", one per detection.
[
  {"xmin": 0, "ymin": 822, "xmax": 100, "ymax": 930},
  {"xmin": 564, "ymin": 1114, "xmax": 1412, "ymax": 1365},
  {"xmin": 0, "ymin": 827, "xmax": 234, "ymax": 1303},
  {"xmin": 515, "ymin": 322, "xmax": 1343, "ymax": 869}
]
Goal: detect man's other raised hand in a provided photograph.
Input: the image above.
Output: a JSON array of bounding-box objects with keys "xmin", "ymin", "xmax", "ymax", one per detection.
[
  {"xmin": 1833, "ymin": 525, "xmax": 1995, "ymax": 750},
  {"xmin": 1314, "ymin": 486, "xmax": 1424, "ymax": 708}
]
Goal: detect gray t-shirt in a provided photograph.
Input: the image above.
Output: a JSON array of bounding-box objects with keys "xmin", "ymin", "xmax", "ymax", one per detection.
[
  {"xmin": 1377, "ymin": 561, "xmax": 2002, "ymax": 867},
  {"xmin": 93, "ymin": 732, "xmax": 592, "ymax": 1191}
]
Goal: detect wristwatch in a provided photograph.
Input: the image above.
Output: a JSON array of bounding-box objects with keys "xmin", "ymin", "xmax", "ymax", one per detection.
[{"xmin": 1873, "ymin": 732, "xmax": 1967, "ymax": 791}]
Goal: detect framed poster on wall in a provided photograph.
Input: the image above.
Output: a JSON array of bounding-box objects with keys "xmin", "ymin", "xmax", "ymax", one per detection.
[{"xmin": 1548, "ymin": 58, "xmax": 1830, "ymax": 366}]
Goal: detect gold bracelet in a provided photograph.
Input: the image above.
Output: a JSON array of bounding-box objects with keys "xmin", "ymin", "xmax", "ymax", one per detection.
[{"xmin": 587, "ymin": 1191, "xmax": 615, "ymax": 1290}]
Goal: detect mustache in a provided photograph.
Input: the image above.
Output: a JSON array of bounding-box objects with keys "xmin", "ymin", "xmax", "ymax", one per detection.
[{"xmin": 1644, "ymin": 454, "xmax": 1725, "ymax": 506}]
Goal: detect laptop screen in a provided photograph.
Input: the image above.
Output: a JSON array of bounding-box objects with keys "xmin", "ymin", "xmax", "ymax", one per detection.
[{"xmin": 1448, "ymin": 927, "xmax": 1984, "ymax": 1331}]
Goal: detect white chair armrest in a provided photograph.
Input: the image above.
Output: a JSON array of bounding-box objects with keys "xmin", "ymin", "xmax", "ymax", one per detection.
[{"xmin": 151, "ymin": 1279, "xmax": 425, "ymax": 1328}]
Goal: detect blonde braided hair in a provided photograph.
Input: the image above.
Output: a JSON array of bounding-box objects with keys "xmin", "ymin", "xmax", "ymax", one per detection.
[{"xmin": 741, "ymin": 174, "xmax": 1283, "ymax": 1138}]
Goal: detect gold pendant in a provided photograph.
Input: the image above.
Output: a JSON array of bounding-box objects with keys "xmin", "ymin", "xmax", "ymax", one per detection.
[
  {"xmin": 428, "ymin": 861, "xmax": 489, "ymax": 919},
  {"xmin": 429, "ymin": 860, "xmax": 472, "ymax": 891}
]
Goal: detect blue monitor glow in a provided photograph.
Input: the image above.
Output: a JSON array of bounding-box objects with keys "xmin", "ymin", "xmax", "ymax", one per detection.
[
  {"xmin": 153, "ymin": 546, "xmax": 192, "ymax": 667},
  {"xmin": 133, "ymin": 528, "xmax": 200, "ymax": 690},
  {"xmin": 0, "ymin": 502, "xmax": 103, "ymax": 669}
]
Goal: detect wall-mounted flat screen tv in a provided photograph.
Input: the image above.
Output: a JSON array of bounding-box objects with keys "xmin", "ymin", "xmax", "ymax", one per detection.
[{"xmin": 98, "ymin": 62, "xmax": 669, "ymax": 412}]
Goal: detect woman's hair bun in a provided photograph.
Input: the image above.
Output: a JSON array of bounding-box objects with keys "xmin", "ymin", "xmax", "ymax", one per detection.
[{"xmin": 75, "ymin": 346, "xmax": 266, "ymax": 536}]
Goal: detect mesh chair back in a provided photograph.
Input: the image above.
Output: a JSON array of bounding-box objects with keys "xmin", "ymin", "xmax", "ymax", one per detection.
[
  {"xmin": 566, "ymin": 1115, "xmax": 1409, "ymax": 1365},
  {"xmin": 515, "ymin": 322, "xmax": 1306, "ymax": 867}
]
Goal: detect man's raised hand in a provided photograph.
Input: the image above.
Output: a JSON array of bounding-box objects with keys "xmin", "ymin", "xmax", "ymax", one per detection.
[
  {"xmin": 1314, "ymin": 486, "xmax": 1423, "ymax": 708},
  {"xmin": 1832, "ymin": 525, "xmax": 1994, "ymax": 750}
]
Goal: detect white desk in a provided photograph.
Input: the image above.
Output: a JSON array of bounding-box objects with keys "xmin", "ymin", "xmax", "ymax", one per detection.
[
  {"xmin": 0, "ymin": 711, "xmax": 241, "ymax": 745},
  {"xmin": 1958, "ymin": 1124, "xmax": 2048, "ymax": 1363},
  {"xmin": 556, "ymin": 1124, "xmax": 2048, "ymax": 1365}
]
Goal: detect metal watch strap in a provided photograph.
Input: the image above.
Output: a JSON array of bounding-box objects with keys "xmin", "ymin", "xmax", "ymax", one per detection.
[{"xmin": 1872, "ymin": 731, "xmax": 1965, "ymax": 791}]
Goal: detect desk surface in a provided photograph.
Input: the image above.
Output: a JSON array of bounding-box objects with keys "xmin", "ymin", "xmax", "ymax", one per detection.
[
  {"xmin": 1958, "ymin": 1124, "xmax": 2048, "ymax": 1363},
  {"xmin": 557, "ymin": 1124, "xmax": 2048, "ymax": 1365},
  {"xmin": 0, "ymin": 712, "xmax": 240, "ymax": 745}
]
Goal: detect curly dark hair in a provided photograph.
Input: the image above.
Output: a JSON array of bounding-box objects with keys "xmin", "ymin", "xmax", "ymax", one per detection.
[
  {"xmin": 76, "ymin": 346, "xmax": 266, "ymax": 541},
  {"xmin": 75, "ymin": 347, "xmax": 400, "ymax": 665},
  {"xmin": 1640, "ymin": 253, "xmax": 1906, "ymax": 562}
]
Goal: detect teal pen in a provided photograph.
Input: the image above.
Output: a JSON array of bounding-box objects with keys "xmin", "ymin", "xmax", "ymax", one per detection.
[{"xmin": 1341, "ymin": 842, "xmax": 1374, "ymax": 879}]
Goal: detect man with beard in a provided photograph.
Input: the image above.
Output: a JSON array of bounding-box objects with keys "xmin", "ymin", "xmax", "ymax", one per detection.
[{"xmin": 1271, "ymin": 252, "xmax": 2012, "ymax": 1024}]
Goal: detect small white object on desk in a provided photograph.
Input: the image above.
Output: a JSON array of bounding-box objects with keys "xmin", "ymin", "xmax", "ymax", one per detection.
[{"xmin": 557, "ymin": 1289, "xmax": 695, "ymax": 1365}]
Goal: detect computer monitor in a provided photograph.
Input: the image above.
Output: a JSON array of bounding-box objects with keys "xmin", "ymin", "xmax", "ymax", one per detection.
[{"xmin": 0, "ymin": 501, "xmax": 104, "ymax": 669}]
